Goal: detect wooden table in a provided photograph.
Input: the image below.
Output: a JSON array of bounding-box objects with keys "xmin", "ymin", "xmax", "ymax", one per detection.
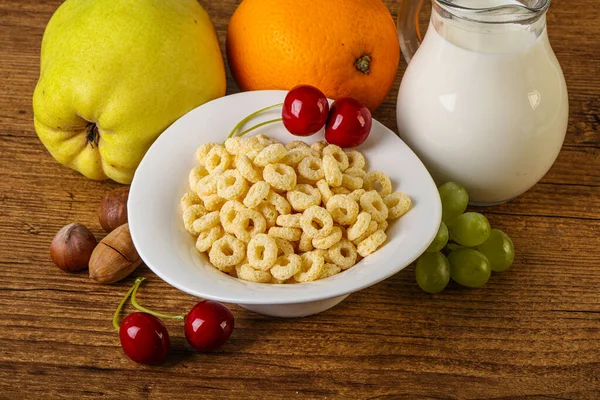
[{"xmin": 1, "ymin": 0, "xmax": 599, "ymax": 398}]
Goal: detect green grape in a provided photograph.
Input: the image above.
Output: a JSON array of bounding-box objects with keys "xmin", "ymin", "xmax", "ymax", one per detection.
[
  {"xmin": 476, "ymin": 229, "xmax": 515, "ymax": 272},
  {"xmin": 426, "ymin": 221, "xmax": 448, "ymax": 252},
  {"xmin": 448, "ymin": 248, "xmax": 491, "ymax": 288},
  {"xmin": 438, "ymin": 182, "xmax": 469, "ymax": 224},
  {"xmin": 448, "ymin": 212, "xmax": 491, "ymax": 247},
  {"xmin": 415, "ymin": 252, "xmax": 450, "ymax": 293}
]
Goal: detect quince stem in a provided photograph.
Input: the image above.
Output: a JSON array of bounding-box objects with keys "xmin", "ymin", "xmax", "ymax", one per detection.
[{"xmin": 227, "ymin": 103, "xmax": 283, "ymax": 140}]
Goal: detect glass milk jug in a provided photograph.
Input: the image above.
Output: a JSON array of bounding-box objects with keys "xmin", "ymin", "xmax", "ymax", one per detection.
[{"xmin": 396, "ymin": 0, "xmax": 568, "ymax": 205}]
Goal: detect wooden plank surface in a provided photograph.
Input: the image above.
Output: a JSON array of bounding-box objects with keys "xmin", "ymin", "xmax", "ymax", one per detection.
[{"xmin": 1, "ymin": 0, "xmax": 599, "ymax": 398}]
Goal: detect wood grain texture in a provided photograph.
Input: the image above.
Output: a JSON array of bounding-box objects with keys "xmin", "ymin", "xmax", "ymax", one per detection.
[{"xmin": 1, "ymin": 0, "xmax": 599, "ymax": 399}]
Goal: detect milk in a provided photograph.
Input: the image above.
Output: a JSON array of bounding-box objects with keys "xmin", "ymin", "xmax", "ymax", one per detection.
[{"xmin": 396, "ymin": 11, "xmax": 568, "ymax": 204}]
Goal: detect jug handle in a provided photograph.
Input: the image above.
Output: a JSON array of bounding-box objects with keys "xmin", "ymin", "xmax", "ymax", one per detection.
[{"xmin": 397, "ymin": 0, "xmax": 424, "ymax": 63}]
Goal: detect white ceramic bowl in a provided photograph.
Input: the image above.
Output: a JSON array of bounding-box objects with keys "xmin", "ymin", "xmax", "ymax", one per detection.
[{"xmin": 128, "ymin": 90, "xmax": 441, "ymax": 318}]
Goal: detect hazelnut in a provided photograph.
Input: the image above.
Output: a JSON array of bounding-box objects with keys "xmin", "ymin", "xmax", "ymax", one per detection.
[
  {"xmin": 98, "ymin": 187, "xmax": 129, "ymax": 232},
  {"xmin": 89, "ymin": 223, "xmax": 142, "ymax": 284},
  {"xmin": 50, "ymin": 223, "xmax": 97, "ymax": 272}
]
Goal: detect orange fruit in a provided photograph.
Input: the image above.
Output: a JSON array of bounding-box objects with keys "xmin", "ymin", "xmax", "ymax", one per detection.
[{"xmin": 226, "ymin": 0, "xmax": 400, "ymax": 111}]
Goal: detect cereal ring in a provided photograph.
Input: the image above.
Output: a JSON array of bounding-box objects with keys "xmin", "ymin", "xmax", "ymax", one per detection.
[
  {"xmin": 224, "ymin": 137, "xmax": 244, "ymax": 155},
  {"xmin": 344, "ymin": 167, "xmax": 366, "ymax": 178},
  {"xmin": 195, "ymin": 169, "xmax": 223, "ymax": 197},
  {"xmin": 326, "ymin": 194, "xmax": 359, "ymax": 226},
  {"xmin": 268, "ymin": 226, "xmax": 302, "ymax": 241},
  {"xmin": 300, "ymin": 206, "xmax": 334, "ymax": 238},
  {"xmin": 217, "ymin": 169, "xmax": 248, "ymax": 200},
  {"xmin": 285, "ymin": 140, "xmax": 310, "ymax": 151},
  {"xmin": 378, "ymin": 220, "xmax": 389, "ymax": 231},
  {"xmin": 319, "ymin": 263, "xmax": 342, "ymax": 279},
  {"xmin": 331, "ymin": 187, "xmax": 351, "ymax": 195},
  {"xmin": 247, "ymin": 234, "xmax": 278, "ymax": 271},
  {"xmin": 267, "ymin": 190, "xmax": 292, "ymax": 214},
  {"xmin": 323, "ymin": 154, "xmax": 343, "ymax": 187},
  {"xmin": 231, "ymin": 209, "xmax": 267, "ymax": 242},
  {"xmin": 316, "ymin": 179, "xmax": 333, "ymax": 205},
  {"xmin": 347, "ymin": 211, "xmax": 372, "ymax": 241},
  {"xmin": 195, "ymin": 225, "xmax": 224, "ymax": 252},
  {"xmin": 312, "ymin": 226, "xmax": 343, "ymax": 250},
  {"xmin": 270, "ymin": 254, "xmax": 302, "ymax": 281},
  {"xmin": 243, "ymin": 181, "xmax": 270, "ymax": 209},
  {"xmin": 253, "ymin": 143, "xmax": 289, "ymax": 167},
  {"xmin": 345, "ymin": 150, "xmax": 365, "ymax": 169},
  {"xmin": 236, "ymin": 263, "xmax": 271, "ymax": 283},
  {"xmin": 276, "ymin": 213, "xmax": 301, "ymax": 228},
  {"xmin": 357, "ymin": 230, "xmax": 387, "ymax": 257},
  {"xmin": 239, "ymin": 136, "xmax": 267, "ymax": 154},
  {"xmin": 311, "ymin": 140, "xmax": 328, "ymax": 154},
  {"xmin": 263, "ymin": 163, "xmax": 297, "ymax": 191},
  {"xmin": 235, "ymin": 154, "xmax": 262, "ymax": 183},
  {"xmin": 281, "ymin": 149, "xmax": 307, "ymax": 168},
  {"xmin": 342, "ymin": 174, "xmax": 363, "ymax": 190},
  {"xmin": 201, "ymin": 194, "xmax": 225, "ymax": 212},
  {"xmin": 195, "ymin": 143, "xmax": 217, "ymax": 165},
  {"xmin": 286, "ymin": 184, "xmax": 322, "ymax": 212},
  {"xmin": 189, "ymin": 165, "xmax": 209, "ymax": 191},
  {"xmin": 297, "ymin": 157, "xmax": 325, "ymax": 181},
  {"xmin": 327, "ymin": 239, "xmax": 358, "ymax": 270},
  {"xmin": 298, "ymin": 232, "xmax": 314, "ymax": 252},
  {"xmin": 323, "ymin": 145, "xmax": 349, "ymax": 171},
  {"xmin": 204, "ymin": 145, "xmax": 232, "ymax": 173},
  {"xmin": 209, "ymin": 235, "xmax": 246, "ymax": 271},
  {"xmin": 363, "ymin": 171, "xmax": 392, "ymax": 198},
  {"xmin": 274, "ymin": 237, "xmax": 294, "ymax": 257},
  {"xmin": 360, "ymin": 190, "xmax": 389, "ymax": 222},
  {"xmin": 256, "ymin": 201, "xmax": 278, "ymax": 228},
  {"xmin": 192, "ymin": 211, "xmax": 220, "ymax": 233},
  {"xmin": 255, "ymin": 133, "xmax": 279, "ymax": 146},
  {"xmin": 183, "ymin": 204, "xmax": 207, "ymax": 236},
  {"xmin": 384, "ymin": 192, "xmax": 412, "ymax": 219},
  {"xmin": 348, "ymin": 189, "xmax": 366, "ymax": 203},
  {"xmin": 353, "ymin": 220, "xmax": 379, "ymax": 245},
  {"xmin": 294, "ymin": 251, "xmax": 325, "ymax": 282},
  {"xmin": 220, "ymin": 200, "xmax": 245, "ymax": 231},
  {"xmin": 181, "ymin": 191, "xmax": 203, "ymax": 212}
]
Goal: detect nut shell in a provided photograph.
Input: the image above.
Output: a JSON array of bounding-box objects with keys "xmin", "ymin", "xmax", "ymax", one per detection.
[
  {"xmin": 98, "ymin": 188, "xmax": 129, "ymax": 232},
  {"xmin": 89, "ymin": 223, "xmax": 142, "ymax": 284},
  {"xmin": 50, "ymin": 223, "xmax": 97, "ymax": 272}
]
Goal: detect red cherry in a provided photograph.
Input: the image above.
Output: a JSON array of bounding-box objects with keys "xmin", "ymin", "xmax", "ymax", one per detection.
[
  {"xmin": 282, "ymin": 85, "xmax": 329, "ymax": 136},
  {"xmin": 119, "ymin": 312, "xmax": 170, "ymax": 364},
  {"xmin": 184, "ymin": 300, "xmax": 234, "ymax": 352},
  {"xmin": 325, "ymin": 98, "xmax": 372, "ymax": 148}
]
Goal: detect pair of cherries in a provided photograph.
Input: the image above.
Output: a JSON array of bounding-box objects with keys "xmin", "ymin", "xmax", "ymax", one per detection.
[{"xmin": 114, "ymin": 278, "xmax": 234, "ymax": 364}]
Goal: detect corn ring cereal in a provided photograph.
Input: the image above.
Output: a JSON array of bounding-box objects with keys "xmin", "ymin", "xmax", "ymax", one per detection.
[
  {"xmin": 323, "ymin": 154, "xmax": 343, "ymax": 187},
  {"xmin": 345, "ymin": 150, "xmax": 365, "ymax": 169},
  {"xmin": 256, "ymin": 201, "xmax": 278, "ymax": 228},
  {"xmin": 267, "ymin": 190, "xmax": 292, "ymax": 214},
  {"xmin": 201, "ymin": 194, "xmax": 225, "ymax": 212},
  {"xmin": 384, "ymin": 192, "xmax": 412, "ymax": 219},
  {"xmin": 253, "ymin": 143, "xmax": 288, "ymax": 167},
  {"xmin": 363, "ymin": 171, "xmax": 392, "ymax": 198},
  {"xmin": 195, "ymin": 225, "xmax": 224, "ymax": 253},
  {"xmin": 316, "ymin": 179, "xmax": 334, "ymax": 205},
  {"xmin": 320, "ymin": 263, "xmax": 342, "ymax": 279},
  {"xmin": 217, "ymin": 169, "xmax": 248, "ymax": 200},
  {"xmin": 323, "ymin": 144, "xmax": 349, "ymax": 171},
  {"xmin": 344, "ymin": 167, "xmax": 366, "ymax": 178},
  {"xmin": 357, "ymin": 230, "xmax": 387, "ymax": 257},
  {"xmin": 286, "ymin": 184, "xmax": 321, "ymax": 212},
  {"xmin": 281, "ymin": 149, "xmax": 307, "ymax": 168},
  {"xmin": 312, "ymin": 226, "xmax": 343, "ymax": 250},
  {"xmin": 298, "ymin": 232, "xmax": 314, "ymax": 252},
  {"xmin": 192, "ymin": 211, "xmax": 220, "ymax": 233},
  {"xmin": 189, "ymin": 165, "xmax": 209, "ymax": 191},
  {"xmin": 300, "ymin": 206, "xmax": 333, "ymax": 238},
  {"xmin": 353, "ymin": 220, "xmax": 379, "ymax": 245},
  {"xmin": 268, "ymin": 226, "xmax": 302, "ymax": 242},
  {"xmin": 327, "ymin": 239, "xmax": 358, "ymax": 270},
  {"xmin": 231, "ymin": 209, "xmax": 267, "ymax": 242},
  {"xmin": 195, "ymin": 142, "xmax": 217, "ymax": 165},
  {"xmin": 348, "ymin": 189, "xmax": 366, "ymax": 203},
  {"xmin": 297, "ymin": 157, "xmax": 325, "ymax": 181},
  {"xmin": 205, "ymin": 145, "xmax": 232, "ymax": 173},
  {"xmin": 236, "ymin": 263, "xmax": 271, "ymax": 283},
  {"xmin": 342, "ymin": 174, "xmax": 363, "ymax": 190},
  {"xmin": 270, "ymin": 254, "xmax": 302, "ymax": 281},
  {"xmin": 326, "ymin": 194, "xmax": 359, "ymax": 226},
  {"xmin": 311, "ymin": 140, "xmax": 328, "ymax": 154},
  {"xmin": 224, "ymin": 137, "xmax": 244, "ymax": 155},
  {"xmin": 183, "ymin": 204, "xmax": 207, "ymax": 236},
  {"xmin": 247, "ymin": 233, "xmax": 278, "ymax": 271},
  {"xmin": 243, "ymin": 181, "xmax": 270, "ymax": 209},
  {"xmin": 347, "ymin": 211, "xmax": 372, "ymax": 241},
  {"xmin": 276, "ymin": 213, "xmax": 301, "ymax": 228},
  {"xmin": 285, "ymin": 140, "xmax": 310, "ymax": 151},
  {"xmin": 263, "ymin": 163, "xmax": 297, "ymax": 191},
  {"xmin": 181, "ymin": 191, "xmax": 203, "ymax": 212},
  {"xmin": 255, "ymin": 133, "xmax": 278, "ymax": 146},
  {"xmin": 235, "ymin": 154, "xmax": 262, "ymax": 183},
  {"xmin": 295, "ymin": 251, "xmax": 325, "ymax": 282},
  {"xmin": 360, "ymin": 190, "xmax": 389, "ymax": 222},
  {"xmin": 209, "ymin": 234, "xmax": 246, "ymax": 271},
  {"xmin": 274, "ymin": 237, "xmax": 294, "ymax": 257},
  {"xmin": 378, "ymin": 220, "xmax": 389, "ymax": 231}
]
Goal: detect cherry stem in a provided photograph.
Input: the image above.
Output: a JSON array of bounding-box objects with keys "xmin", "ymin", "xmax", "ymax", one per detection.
[
  {"xmin": 130, "ymin": 279, "xmax": 185, "ymax": 321},
  {"xmin": 112, "ymin": 277, "xmax": 145, "ymax": 331},
  {"xmin": 227, "ymin": 103, "xmax": 283, "ymax": 140},
  {"xmin": 237, "ymin": 118, "xmax": 283, "ymax": 137}
]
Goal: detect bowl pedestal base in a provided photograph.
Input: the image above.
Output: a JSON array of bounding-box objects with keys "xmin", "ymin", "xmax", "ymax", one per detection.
[{"xmin": 238, "ymin": 294, "xmax": 350, "ymax": 318}]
